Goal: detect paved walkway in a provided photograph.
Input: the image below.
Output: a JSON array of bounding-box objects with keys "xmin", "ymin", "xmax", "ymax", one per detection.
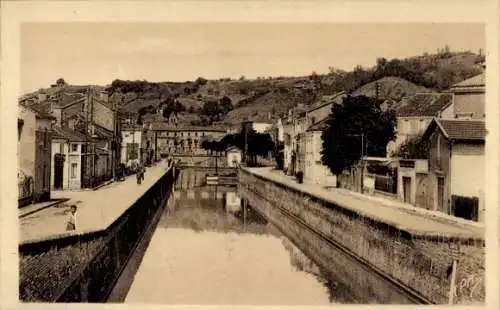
[
  {"xmin": 246, "ymin": 167, "xmax": 484, "ymax": 240},
  {"xmin": 20, "ymin": 163, "xmax": 172, "ymax": 244},
  {"xmin": 19, "ymin": 199, "xmax": 69, "ymax": 218}
]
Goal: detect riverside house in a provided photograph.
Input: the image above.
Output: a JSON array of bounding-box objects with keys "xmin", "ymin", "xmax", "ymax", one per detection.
[
  {"xmin": 421, "ymin": 118, "xmax": 486, "ymax": 222},
  {"xmin": 18, "ymin": 103, "xmax": 55, "ymax": 206}
]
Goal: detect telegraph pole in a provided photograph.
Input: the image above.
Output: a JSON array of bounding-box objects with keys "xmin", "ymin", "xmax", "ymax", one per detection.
[{"xmin": 244, "ymin": 122, "xmax": 248, "ymax": 166}]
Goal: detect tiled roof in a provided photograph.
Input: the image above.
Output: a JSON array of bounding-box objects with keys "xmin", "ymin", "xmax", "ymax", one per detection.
[
  {"xmin": 122, "ymin": 124, "xmax": 145, "ymax": 131},
  {"xmin": 423, "ymin": 118, "xmax": 486, "ymax": 142},
  {"xmin": 396, "ymin": 93, "xmax": 452, "ymax": 117},
  {"xmin": 150, "ymin": 122, "xmax": 226, "ymax": 132},
  {"xmin": 306, "ymin": 117, "xmax": 330, "ymax": 132},
  {"xmin": 54, "ymin": 93, "xmax": 85, "ymax": 108},
  {"xmin": 307, "ymin": 91, "xmax": 345, "ymax": 112},
  {"xmin": 19, "ymin": 102, "xmax": 55, "ymax": 120},
  {"xmin": 93, "ymin": 124, "xmax": 114, "ymax": 139},
  {"xmin": 52, "ymin": 126, "xmax": 88, "ymax": 142},
  {"xmin": 439, "ymin": 119, "xmax": 486, "ymax": 141},
  {"xmin": 451, "ymin": 74, "xmax": 485, "ymax": 88}
]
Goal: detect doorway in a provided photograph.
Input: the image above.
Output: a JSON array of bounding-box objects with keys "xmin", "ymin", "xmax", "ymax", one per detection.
[
  {"xmin": 54, "ymin": 153, "xmax": 65, "ymax": 190},
  {"xmin": 402, "ymin": 177, "xmax": 412, "ymax": 204}
]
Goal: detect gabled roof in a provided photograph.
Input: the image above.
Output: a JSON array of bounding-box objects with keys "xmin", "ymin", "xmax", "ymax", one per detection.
[
  {"xmin": 306, "ymin": 117, "xmax": 330, "ymax": 132},
  {"xmin": 451, "ymin": 73, "xmax": 485, "ymax": 89},
  {"xmin": 93, "ymin": 123, "xmax": 114, "ymax": 139},
  {"xmin": 422, "ymin": 118, "xmax": 486, "ymax": 143},
  {"xmin": 52, "ymin": 126, "xmax": 88, "ymax": 142},
  {"xmin": 19, "ymin": 102, "xmax": 56, "ymax": 120},
  {"xmin": 307, "ymin": 91, "xmax": 345, "ymax": 113},
  {"xmin": 396, "ymin": 93, "xmax": 452, "ymax": 117}
]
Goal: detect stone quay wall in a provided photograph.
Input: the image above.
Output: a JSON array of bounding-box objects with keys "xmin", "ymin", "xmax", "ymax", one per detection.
[
  {"xmin": 19, "ymin": 168, "xmax": 177, "ymax": 302},
  {"xmin": 238, "ymin": 169, "xmax": 485, "ymax": 305}
]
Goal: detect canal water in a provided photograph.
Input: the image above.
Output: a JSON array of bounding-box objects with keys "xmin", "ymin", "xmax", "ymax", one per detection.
[{"xmin": 125, "ymin": 168, "xmax": 341, "ymax": 304}]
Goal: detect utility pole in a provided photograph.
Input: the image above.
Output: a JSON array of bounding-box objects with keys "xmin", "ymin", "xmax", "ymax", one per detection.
[{"xmin": 244, "ymin": 122, "xmax": 249, "ymax": 166}]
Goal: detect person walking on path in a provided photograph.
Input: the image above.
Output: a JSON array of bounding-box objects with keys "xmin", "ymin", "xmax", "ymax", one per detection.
[
  {"xmin": 66, "ymin": 205, "xmax": 77, "ymax": 231},
  {"xmin": 136, "ymin": 167, "xmax": 142, "ymax": 185},
  {"xmin": 141, "ymin": 165, "xmax": 146, "ymax": 182}
]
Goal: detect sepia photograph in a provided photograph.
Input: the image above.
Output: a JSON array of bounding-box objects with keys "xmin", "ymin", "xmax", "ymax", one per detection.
[{"xmin": 1, "ymin": 0, "xmax": 498, "ymax": 308}]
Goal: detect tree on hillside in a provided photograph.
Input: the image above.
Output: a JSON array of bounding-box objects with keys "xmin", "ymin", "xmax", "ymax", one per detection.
[
  {"xmin": 162, "ymin": 99, "xmax": 185, "ymax": 119},
  {"xmin": 219, "ymin": 96, "xmax": 233, "ymax": 114},
  {"xmin": 390, "ymin": 134, "xmax": 430, "ymax": 159},
  {"xmin": 321, "ymin": 95, "xmax": 396, "ymax": 176},
  {"xmin": 56, "ymin": 78, "xmax": 67, "ymax": 86},
  {"xmin": 195, "ymin": 77, "xmax": 208, "ymax": 86},
  {"xmin": 201, "ymin": 99, "xmax": 222, "ymax": 123}
]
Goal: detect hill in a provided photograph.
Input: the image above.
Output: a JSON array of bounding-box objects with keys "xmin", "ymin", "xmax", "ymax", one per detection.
[
  {"xmin": 351, "ymin": 76, "xmax": 431, "ymax": 101},
  {"xmin": 21, "ymin": 50, "xmax": 485, "ymax": 126}
]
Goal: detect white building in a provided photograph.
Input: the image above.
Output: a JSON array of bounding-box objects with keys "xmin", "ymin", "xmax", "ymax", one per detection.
[
  {"xmin": 251, "ymin": 121, "xmax": 273, "ymax": 133},
  {"xmin": 225, "ymin": 191, "xmax": 242, "ymax": 213},
  {"xmin": 226, "ymin": 146, "xmax": 242, "ymax": 167},
  {"xmin": 303, "ymin": 118, "xmax": 337, "ymax": 186},
  {"xmin": 51, "ymin": 126, "xmax": 87, "ymax": 190},
  {"xmin": 121, "ymin": 124, "xmax": 144, "ymax": 167},
  {"xmin": 422, "ymin": 118, "xmax": 486, "ymax": 222}
]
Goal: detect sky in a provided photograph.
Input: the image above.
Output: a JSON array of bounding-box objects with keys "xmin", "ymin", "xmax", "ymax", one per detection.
[{"xmin": 21, "ymin": 22, "xmax": 485, "ymax": 94}]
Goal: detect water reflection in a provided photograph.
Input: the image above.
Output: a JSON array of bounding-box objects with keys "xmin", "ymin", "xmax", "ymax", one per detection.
[{"xmin": 126, "ymin": 168, "xmax": 338, "ymax": 304}]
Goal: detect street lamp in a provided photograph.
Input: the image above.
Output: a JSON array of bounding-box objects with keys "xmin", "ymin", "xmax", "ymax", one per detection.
[{"xmin": 346, "ymin": 133, "xmax": 364, "ymax": 193}]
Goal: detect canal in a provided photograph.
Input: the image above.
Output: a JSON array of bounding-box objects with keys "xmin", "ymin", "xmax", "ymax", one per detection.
[{"xmin": 124, "ymin": 168, "xmax": 345, "ymax": 304}]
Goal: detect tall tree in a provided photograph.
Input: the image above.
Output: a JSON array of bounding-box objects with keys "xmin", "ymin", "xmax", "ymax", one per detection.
[
  {"xmin": 321, "ymin": 95, "xmax": 396, "ymax": 175},
  {"xmin": 391, "ymin": 134, "xmax": 430, "ymax": 159}
]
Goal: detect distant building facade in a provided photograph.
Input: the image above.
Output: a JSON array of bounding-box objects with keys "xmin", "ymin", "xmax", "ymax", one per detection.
[{"xmin": 150, "ymin": 122, "xmax": 226, "ymax": 159}]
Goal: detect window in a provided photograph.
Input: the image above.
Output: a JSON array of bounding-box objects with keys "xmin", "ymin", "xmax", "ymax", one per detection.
[
  {"xmin": 71, "ymin": 143, "xmax": 78, "ymax": 152},
  {"xmin": 71, "ymin": 163, "xmax": 78, "ymax": 179},
  {"xmin": 18, "ymin": 119, "xmax": 24, "ymax": 141}
]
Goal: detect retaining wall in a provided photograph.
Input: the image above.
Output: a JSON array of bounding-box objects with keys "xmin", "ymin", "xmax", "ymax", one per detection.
[
  {"xmin": 19, "ymin": 168, "xmax": 176, "ymax": 302},
  {"xmin": 238, "ymin": 169, "xmax": 485, "ymax": 305}
]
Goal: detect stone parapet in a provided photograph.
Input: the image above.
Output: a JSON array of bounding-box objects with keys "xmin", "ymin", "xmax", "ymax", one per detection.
[{"xmin": 238, "ymin": 168, "xmax": 484, "ymax": 304}]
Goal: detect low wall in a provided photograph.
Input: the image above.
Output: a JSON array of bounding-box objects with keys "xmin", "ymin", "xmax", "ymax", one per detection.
[
  {"xmin": 238, "ymin": 169, "xmax": 485, "ymax": 305},
  {"xmin": 19, "ymin": 168, "xmax": 176, "ymax": 302}
]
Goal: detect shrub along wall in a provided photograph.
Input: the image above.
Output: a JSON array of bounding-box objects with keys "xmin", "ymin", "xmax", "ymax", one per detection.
[
  {"xmin": 19, "ymin": 168, "xmax": 176, "ymax": 302},
  {"xmin": 238, "ymin": 169, "xmax": 485, "ymax": 305}
]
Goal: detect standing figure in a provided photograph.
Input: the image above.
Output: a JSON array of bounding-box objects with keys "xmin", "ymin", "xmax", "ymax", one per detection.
[
  {"xmin": 66, "ymin": 205, "xmax": 77, "ymax": 231},
  {"xmin": 141, "ymin": 164, "xmax": 146, "ymax": 182},
  {"xmin": 136, "ymin": 166, "xmax": 142, "ymax": 185}
]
